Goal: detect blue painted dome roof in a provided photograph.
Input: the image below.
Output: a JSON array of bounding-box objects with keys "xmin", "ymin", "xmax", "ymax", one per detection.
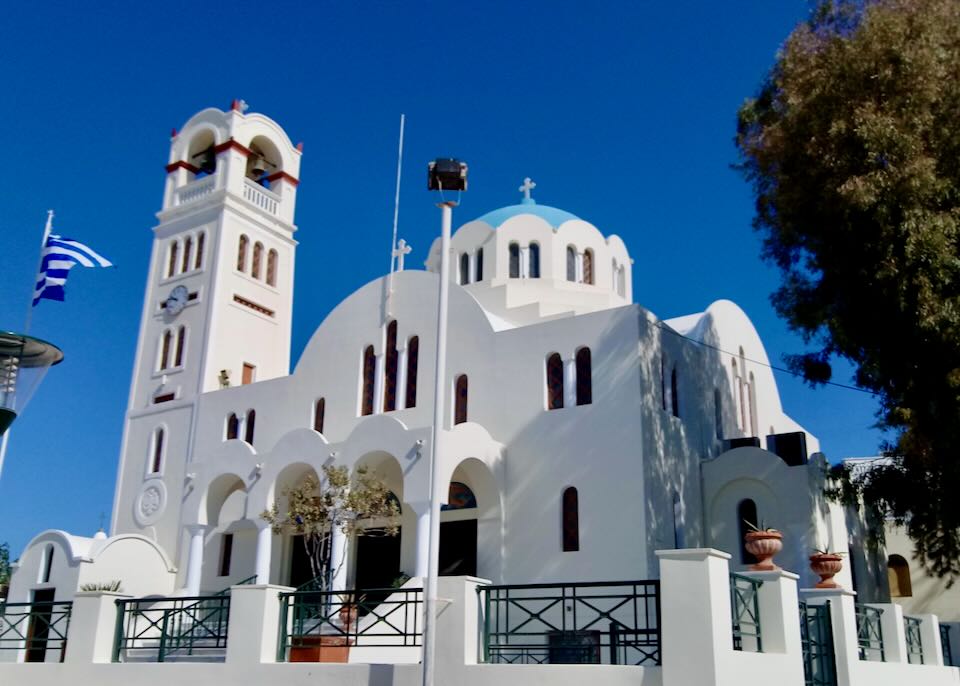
[{"xmin": 475, "ymin": 199, "xmax": 579, "ymax": 228}]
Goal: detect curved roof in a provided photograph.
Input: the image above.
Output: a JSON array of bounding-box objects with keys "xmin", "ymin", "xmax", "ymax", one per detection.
[{"xmin": 475, "ymin": 198, "xmax": 579, "ymax": 228}]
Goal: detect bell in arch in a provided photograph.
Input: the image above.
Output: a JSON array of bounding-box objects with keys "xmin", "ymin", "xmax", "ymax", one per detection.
[
  {"xmin": 197, "ymin": 147, "xmax": 216, "ymax": 175},
  {"xmin": 250, "ymin": 154, "xmax": 268, "ymax": 179}
]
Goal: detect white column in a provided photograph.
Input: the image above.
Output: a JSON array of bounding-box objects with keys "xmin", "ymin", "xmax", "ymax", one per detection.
[
  {"xmin": 330, "ymin": 525, "xmax": 349, "ymax": 592},
  {"xmin": 802, "ymin": 587, "xmax": 859, "ymax": 686},
  {"xmin": 563, "ymin": 358, "xmax": 577, "ymax": 408},
  {"xmin": 414, "ymin": 505, "xmax": 430, "ymax": 578},
  {"xmin": 184, "ymin": 525, "xmax": 206, "ymax": 595},
  {"xmin": 226, "ymin": 585, "xmax": 293, "ymax": 665},
  {"xmin": 255, "ymin": 524, "xmax": 272, "ymax": 584},
  {"xmin": 575, "ymin": 252, "xmax": 584, "ymax": 283},
  {"xmin": 397, "ymin": 347, "xmax": 409, "ymax": 410},
  {"xmin": 468, "ymin": 253, "xmax": 476, "ymax": 283},
  {"xmin": 373, "ymin": 352, "xmax": 385, "ymax": 414},
  {"xmin": 519, "ymin": 246, "xmax": 529, "ymax": 279}
]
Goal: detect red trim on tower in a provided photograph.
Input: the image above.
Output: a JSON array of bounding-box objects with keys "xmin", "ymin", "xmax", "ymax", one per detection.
[
  {"xmin": 165, "ymin": 160, "xmax": 200, "ymax": 174},
  {"xmin": 266, "ymin": 171, "xmax": 300, "ymax": 187},
  {"xmin": 213, "ymin": 138, "xmax": 252, "ymax": 157}
]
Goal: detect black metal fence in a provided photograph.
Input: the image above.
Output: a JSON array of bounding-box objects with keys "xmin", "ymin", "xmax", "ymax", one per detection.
[
  {"xmin": 479, "ymin": 580, "xmax": 660, "ymax": 666},
  {"xmin": 730, "ymin": 573, "xmax": 762, "ymax": 652},
  {"xmin": 854, "ymin": 604, "xmax": 885, "ymax": 662},
  {"xmin": 113, "ymin": 594, "xmax": 231, "ymax": 662},
  {"xmin": 0, "ymin": 600, "xmax": 72, "ymax": 662},
  {"xmin": 799, "ymin": 601, "xmax": 837, "ymax": 686}
]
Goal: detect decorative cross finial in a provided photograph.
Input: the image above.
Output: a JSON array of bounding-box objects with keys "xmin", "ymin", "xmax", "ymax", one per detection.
[
  {"xmin": 98, "ymin": 511, "xmax": 106, "ymax": 531},
  {"xmin": 393, "ymin": 238, "xmax": 412, "ymax": 271},
  {"xmin": 519, "ymin": 177, "xmax": 536, "ymax": 202}
]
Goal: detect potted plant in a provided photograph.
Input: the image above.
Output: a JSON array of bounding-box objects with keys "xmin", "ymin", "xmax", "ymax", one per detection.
[
  {"xmin": 809, "ymin": 548, "xmax": 845, "ymax": 588},
  {"xmin": 743, "ymin": 521, "xmax": 783, "ymax": 571}
]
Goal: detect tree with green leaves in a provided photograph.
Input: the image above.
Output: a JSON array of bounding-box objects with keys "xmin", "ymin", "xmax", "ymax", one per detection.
[
  {"xmin": 736, "ymin": 0, "xmax": 960, "ymax": 579},
  {"xmin": 0, "ymin": 542, "xmax": 10, "ymax": 589},
  {"xmin": 261, "ymin": 464, "xmax": 399, "ymax": 589}
]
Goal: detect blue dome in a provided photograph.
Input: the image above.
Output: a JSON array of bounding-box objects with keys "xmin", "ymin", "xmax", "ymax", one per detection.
[{"xmin": 475, "ymin": 199, "xmax": 579, "ymax": 228}]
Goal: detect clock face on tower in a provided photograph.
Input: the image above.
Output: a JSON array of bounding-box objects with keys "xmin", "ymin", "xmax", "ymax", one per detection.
[{"xmin": 165, "ymin": 285, "xmax": 189, "ymax": 316}]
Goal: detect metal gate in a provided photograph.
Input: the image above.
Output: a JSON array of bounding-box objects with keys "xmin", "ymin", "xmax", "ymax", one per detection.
[{"xmin": 800, "ymin": 601, "xmax": 837, "ymax": 686}]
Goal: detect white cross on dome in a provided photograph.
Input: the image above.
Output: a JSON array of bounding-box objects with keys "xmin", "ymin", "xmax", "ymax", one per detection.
[{"xmin": 519, "ymin": 177, "xmax": 536, "ymax": 202}]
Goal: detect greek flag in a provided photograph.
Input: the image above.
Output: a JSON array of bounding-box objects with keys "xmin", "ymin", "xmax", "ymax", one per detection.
[{"xmin": 33, "ymin": 234, "xmax": 113, "ymax": 306}]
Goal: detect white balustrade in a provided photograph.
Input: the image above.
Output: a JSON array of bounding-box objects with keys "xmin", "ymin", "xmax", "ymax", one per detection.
[
  {"xmin": 243, "ymin": 178, "xmax": 279, "ymax": 215},
  {"xmin": 174, "ymin": 176, "xmax": 215, "ymax": 206}
]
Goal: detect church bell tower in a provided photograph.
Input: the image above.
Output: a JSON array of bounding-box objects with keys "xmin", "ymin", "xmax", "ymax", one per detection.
[{"xmin": 110, "ymin": 102, "xmax": 302, "ymax": 557}]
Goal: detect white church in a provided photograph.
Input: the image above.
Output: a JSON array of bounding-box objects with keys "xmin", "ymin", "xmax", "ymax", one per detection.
[{"xmin": 2, "ymin": 104, "xmax": 956, "ymax": 686}]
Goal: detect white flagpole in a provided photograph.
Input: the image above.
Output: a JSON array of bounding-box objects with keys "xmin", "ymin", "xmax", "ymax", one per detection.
[
  {"xmin": 0, "ymin": 431, "xmax": 9, "ymax": 482},
  {"xmin": 24, "ymin": 210, "xmax": 54, "ymax": 336},
  {"xmin": 385, "ymin": 115, "xmax": 405, "ymax": 318}
]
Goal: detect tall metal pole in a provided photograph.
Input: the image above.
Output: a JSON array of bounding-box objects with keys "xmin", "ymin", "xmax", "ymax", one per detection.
[
  {"xmin": 0, "ymin": 431, "xmax": 9, "ymax": 482},
  {"xmin": 24, "ymin": 210, "xmax": 54, "ymax": 336},
  {"xmin": 421, "ymin": 200, "xmax": 454, "ymax": 686}
]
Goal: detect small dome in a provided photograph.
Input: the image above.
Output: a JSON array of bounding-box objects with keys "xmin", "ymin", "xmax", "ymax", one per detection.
[
  {"xmin": 476, "ymin": 198, "xmax": 579, "ymax": 229},
  {"xmin": 94, "ymin": 529, "xmax": 108, "ymax": 540}
]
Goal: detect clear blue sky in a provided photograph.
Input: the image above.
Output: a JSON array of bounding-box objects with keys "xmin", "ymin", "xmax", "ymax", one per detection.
[{"xmin": 0, "ymin": 1, "xmax": 885, "ymax": 557}]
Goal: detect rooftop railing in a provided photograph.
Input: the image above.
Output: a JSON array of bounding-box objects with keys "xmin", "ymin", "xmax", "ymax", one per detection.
[
  {"xmin": 854, "ymin": 604, "xmax": 885, "ymax": 662},
  {"xmin": 0, "ymin": 600, "xmax": 72, "ymax": 663},
  {"xmin": 904, "ymin": 616, "xmax": 924, "ymax": 665}
]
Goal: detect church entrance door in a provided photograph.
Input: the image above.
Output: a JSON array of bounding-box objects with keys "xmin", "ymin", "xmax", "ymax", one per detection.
[
  {"xmin": 25, "ymin": 588, "xmax": 56, "ymax": 663},
  {"xmin": 439, "ymin": 519, "xmax": 477, "ymax": 576},
  {"xmin": 354, "ymin": 529, "xmax": 402, "ymax": 611}
]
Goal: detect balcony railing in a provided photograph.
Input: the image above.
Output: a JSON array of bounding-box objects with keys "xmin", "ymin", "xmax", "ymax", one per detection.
[
  {"xmin": 173, "ymin": 176, "xmax": 215, "ymax": 207},
  {"xmin": 479, "ymin": 580, "xmax": 661, "ymax": 666},
  {"xmin": 730, "ymin": 573, "xmax": 762, "ymax": 652},
  {"xmin": 113, "ymin": 594, "xmax": 231, "ymax": 663},
  {"xmin": 277, "ymin": 587, "xmax": 423, "ymax": 662},
  {"xmin": 242, "ymin": 178, "xmax": 279, "ymax": 215},
  {"xmin": 854, "ymin": 604, "xmax": 885, "ymax": 662},
  {"xmin": 941, "ymin": 624, "xmax": 954, "ymax": 667},
  {"xmin": 0, "ymin": 600, "xmax": 72, "ymax": 662},
  {"xmin": 799, "ymin": 601, "xmax": 837, "ymax": 686},
  {"xmin": 904, "ymin": 616, "xmax": 923, "ymax": 665}
]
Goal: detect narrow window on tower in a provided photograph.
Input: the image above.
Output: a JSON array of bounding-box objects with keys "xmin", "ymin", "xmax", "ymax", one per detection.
[
  {"xmin": 39, "ymin": 545, "xmax": 54, "ymax": 584},
  {"xmin": 509, "ymin": 243, "xmax": 520, "ymax": 278},
  {"xmin": 218, "ymin": 533, "xmax": 234, "ymax": 577},
  {"xmin": 174, "ymin": 326, "xmax": 186, "ymax": 367},
  {"xmin": 660, "ymin": 356, "xmax": 667, "ymax": 412},
  {"xmin": 242, "ymin": 363, "xmax": 255, "ymax": 385},
  {"xmin": 182, "ymin": 235, "xmax": 193, "ymax": 273},
  {"xmin": 238, "ymin": 235, "xmax": 249, "ymax": 272},
  {"xmin": 562, "ymin": 487, "xmax": 579, "ymax": 552},
  {"xmin": 384, "ymin": 321, "xmax": 399, "ymax": 412},
  {"xmin": 150, "ymin": 427, "xmax": 164, "ymax": 474},
  {"xmin": 267, "ymin": 249, "xmax": 278, "ymax": 287},
  {"xmin": 245, "ymin": 410, "xmax": 256, "ymax": 444},
  {"xmin": 160, "ymin": 329, "xmax": 172, "ymax": 370},
  {"xmin": 313, "ymin": 398, "xmax": 325, "ymax": 433},
  {"xmin": 252, "ymin": 242, "xmax": 264, "ymax": 279},
  {"xmin": 168, "ymin": 240, "xmax": 179, "ymax": 278},
  {"xmin": 566, "ymin": 246, "xmax": 576, "ymax": 282},
  {"xmin": 361, "ymin": 345, "xmax": 375, "ymax": 416},
  {"xmin": 475, "ymin": 248, "xmax": 484, "ymax": 281},
  {"xmin": 405, "ymin": 336, "xmax": 419, "ymax": 409},
  {"xmin": 671, "ymin": 365, "xmax": 680, "ymax": 418},
  {"xmin": 459, "ymin": 253, "xmax": 470, "ymax": 285},
  {"xmin": 529, "ymin": 243, "xmax": 541, "ymax": 278},
  {"xmin": 226, "ymin": 413, "xmax": 239, "ymax": 440},
  {"xmin": 737, "ymin": 499, "xmax": 758, "ymax": 564},
  {"xmin": 454, "ymin": 374, "xmax": 468, "ymax": 424},
  {"xmin": 714, "ymin": 388, "xmax": 723, "ymax": 439},
  {"xmin": 575, "ymin": 347, "xmax": 592, "ymax": 405},
  {"xmin": 195, "ymin": 232, "xmax": 205, "ymax": 270},
  {"xmin": 583, "ymin": 249, "xmax": 594, "ymax": 285},
  {"xmin": 546, "ymin": 353, "xmax": 564, "ymax": 410}
]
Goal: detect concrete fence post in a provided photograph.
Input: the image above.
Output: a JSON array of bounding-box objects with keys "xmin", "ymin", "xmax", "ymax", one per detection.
[
  {"xmin": 801, "ymin": 588, "xmax": 858, "ymax": 686},
  {"xmin": 225, "ymin": 584, "xmax": 293, "ymax": 665},
  {"xmin": 656, "ymin": 548, "xmax": 732, "ymax": 686},
  {"xmin": 434, "ymin": 575, "xmax": 490, "ymax": 677},
  {"xmin": 64, "ymin": 591, "xmax": 131, "ymax": 664},
  {"xmin": 917, "ymin": 613, "xmax": 945, "ymax": 666}
]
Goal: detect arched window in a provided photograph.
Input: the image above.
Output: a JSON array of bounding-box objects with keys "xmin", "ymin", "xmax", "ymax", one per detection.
[
  {"xmin": 361, "ymin": 345, "xmax": 376, "ymax": 416},
  {"xmin": 670, "ymin": 365, "xmax": 679, "ymax": 417},
  {"xmin": 454, "ymin": 374, "xmax": 468, "ymax": 424},
  {"xmin": 546, "ymin": 353, "xmax": 564, "ymax": 410},
  {"xmin": 245, "ymin": 409, "xmax": 256, "ymax": 443},
  {"xmin": 267, "ymin": 249, "xmax": 278, "ymax": 286},
  {"xmin": 313, "ymin": 398, "xmax": 325, "ymax": 433},
  {"xmin": 226, "ymin": 413, "xmax": 239, "ymax": 440},
  {"xmin": 195, "ymin": 232, "xmax": 205, "ymax": 270},
  {"xmin": 40, "ymin": 544, "xmax": 54, "ymax": 584},
  {"xmin": 168, "ymin": 240, "xmax": 179, "ymax": 278},
  {"xmin": 182, "ymin": 236, "xmax": 193, "ymax": 273},
  {"xmin": 476, "ymin": 248, "xmax": 484, "ymax": 281},
  {"xmin": 747, "ymin": 372, "xmax": 757, "ymax": 437},
  {"xmin": 529, "ymin": 243, "xmax": 541, "ymax": 278},
  {"xmin": 575, "ymin": 347, "xmax": 592, "ymax": 405},
  {"xmin": 888, "ymin": 555, "xmax": 913, "ymax": 597},
  {"xmin": 737, "ymin": 499, "xmax": 758, "ymax": 564},
  {"xmin": 583, "ymin": 249, "xmax": 594, "ymax": 285},
  {"xmin": 383, "ymin": 321, "xmax": 399, "ymax": 412},
  {"xmin": 562, "ymin": 487, "xmax": 579, "ymax": 552},
  {"xmin": 238, "ymin": 235, "xmax": 248, "ymax": 272},
  {"xmin": 618, "ymin": 266, "xmax": 626, "ymax": 297},
  {"xmin": 509, "ymin": 243, "xmax": 520, "ymax": 278},
  {"xmin": 252, "ymin": 242, "xmax": 264, "ymax": 279},
  {"xmin": 175, "ymin": 326, "xmax": 186, "ymax": 367},
  {"xmin": 405, "ymin": 336, "xmax": 419, "ymax": 409},
  {"xmin": 442, "ymin": 482, "xmax": 477, "ymax": 511},
  {"xmin": 459, "ymin": 253, "xmax": 470, "ymax": 285},
  {"xmin": 566, "ymin": 246, "xmax": 576, "ymax": 281},
  {"xmin": 672, "ymin": 492, "xmax": 685, "ymax": 548},
  {"xmin": 160, "ymin": 329, "xmax": 172, "ymax": 370},
  {"xmin": 150, "ymin": 428, "xmax": 164, "ymax": 474},
  {"xmin": 714, "ymin": 389, "xmax": 723, "ymax": 439}
]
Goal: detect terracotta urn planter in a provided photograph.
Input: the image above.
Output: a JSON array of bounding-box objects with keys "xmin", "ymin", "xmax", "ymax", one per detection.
[
  {"xmin": 744, "ymin": 530, "xmax": 783, "ymax": 571},
  {"xmin": 809, "ymin": 553, "xmax": 844, "ymax": 588}
]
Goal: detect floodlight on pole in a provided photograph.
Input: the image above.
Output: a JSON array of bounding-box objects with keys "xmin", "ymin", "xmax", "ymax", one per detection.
[{"xmin": 421, "ymin": 157, "xmax": 466, "ymax": 686}]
